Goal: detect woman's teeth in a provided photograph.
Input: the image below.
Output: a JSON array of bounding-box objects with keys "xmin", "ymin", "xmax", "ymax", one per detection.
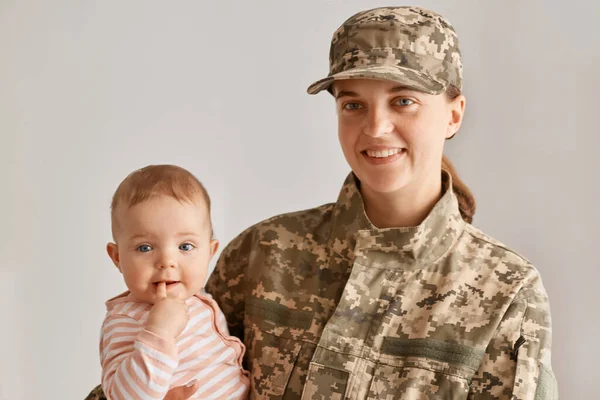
[{"xmin": 365, "ymin": 149, "xmax": 402, "ymax": 158}]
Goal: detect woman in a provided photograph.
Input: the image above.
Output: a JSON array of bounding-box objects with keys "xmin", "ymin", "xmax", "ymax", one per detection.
[{"xmin": 86, "ymin": 5, "xmax": 556, "ymax": 400}]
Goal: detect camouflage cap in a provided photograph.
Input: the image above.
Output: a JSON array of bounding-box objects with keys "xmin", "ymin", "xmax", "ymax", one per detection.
[{"xmin": 307, "ymin": 6, "xmax": 462, "ymax": 95}]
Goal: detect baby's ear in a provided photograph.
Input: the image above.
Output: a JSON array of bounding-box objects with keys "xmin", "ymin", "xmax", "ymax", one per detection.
[
  {"xmin": 209, "ymin": 239, "xmax": 219, "ymax": 259},
  {"xmin": 106, "ymin": 242, "xmax": 122, "ymax": 273}
]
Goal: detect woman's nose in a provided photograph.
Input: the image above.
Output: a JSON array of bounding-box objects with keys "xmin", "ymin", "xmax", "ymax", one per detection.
[{"xmin": 363, "ymin": 106, "xmax": 394, "ymax": 137}]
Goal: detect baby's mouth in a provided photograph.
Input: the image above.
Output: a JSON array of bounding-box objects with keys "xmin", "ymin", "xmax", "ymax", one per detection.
[{"xmin": 154, "ymin": 280, "xmax": 181, "ymax": 287}]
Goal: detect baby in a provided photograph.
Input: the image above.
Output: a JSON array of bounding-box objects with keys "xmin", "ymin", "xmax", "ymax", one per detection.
[{"xmin": 100, "ymin": 164, "xmax": 249, "ymax": 399}]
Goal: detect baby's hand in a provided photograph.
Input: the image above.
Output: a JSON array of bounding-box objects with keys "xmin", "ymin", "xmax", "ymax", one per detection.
[{"xmin": 146, "ymin": 282, "xmax": 189, "ymax": 339}]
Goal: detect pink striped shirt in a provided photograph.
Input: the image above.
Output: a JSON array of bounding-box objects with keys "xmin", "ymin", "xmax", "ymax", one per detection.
[{"xmin": 100, "ymin": 291, "xmax": 249, "ymax": 400}]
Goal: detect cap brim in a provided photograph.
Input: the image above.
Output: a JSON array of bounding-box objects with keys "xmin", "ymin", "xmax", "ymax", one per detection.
[{"xmin": 306, "ymin": 65, "xmax": 446, "ymax": 95}]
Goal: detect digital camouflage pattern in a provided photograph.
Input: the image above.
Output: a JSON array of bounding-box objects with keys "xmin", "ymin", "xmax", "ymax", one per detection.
[
  {"xmin": 307, "ymin": 6, "xmax": 463, "ymax": 95},
  {"xmin": 84, "ymin": 171, "xmax": 557, "ymax": 399},
  {"xmin": 85, "ymin": 386, "xmax": 103, "ymax": 400},
  {"xmin": 206, "ymin": 171, "xmax": 557, "ymax": 400}
]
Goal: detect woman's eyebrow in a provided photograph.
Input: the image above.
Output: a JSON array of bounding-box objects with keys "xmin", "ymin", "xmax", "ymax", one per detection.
[
  {"xmin": 389, "ymin": 85, "xmax": 412, "ymax": 93},
  {"xmin": 335, "ymin": 90, "xmax": 359, "ymax": 99}
]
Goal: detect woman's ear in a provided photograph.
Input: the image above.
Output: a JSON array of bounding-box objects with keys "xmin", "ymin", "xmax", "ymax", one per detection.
[{"xmin": 446, "ymin": 94, "xmax": 466, "ymax": 140}]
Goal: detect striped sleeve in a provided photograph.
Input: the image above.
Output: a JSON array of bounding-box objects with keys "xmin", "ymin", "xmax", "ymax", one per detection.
[
  {"xmin": 100, "ymin": 312, "xmax": 179, "ymax": 400},
  {"xmin": 171, "ymin": 297, "xmax": 250, "ymax": 399}
]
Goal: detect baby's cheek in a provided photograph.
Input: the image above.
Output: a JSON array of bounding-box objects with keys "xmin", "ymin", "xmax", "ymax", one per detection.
[{"xmin": 124, "ymin": 272, "xmax": 150, "ymax": 294}]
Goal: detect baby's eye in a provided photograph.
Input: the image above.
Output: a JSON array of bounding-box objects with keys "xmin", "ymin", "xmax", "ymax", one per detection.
[
  {"xmin": 179, "ymin": 243, "xmax": 195, "ymax": 251},
  {"xmin": 396, "ymin": 98, "xmax": 414, "ymax": 106},
  {"xmin": 137, "ymin": 244, "xmax": 152, "ymax": 253}
]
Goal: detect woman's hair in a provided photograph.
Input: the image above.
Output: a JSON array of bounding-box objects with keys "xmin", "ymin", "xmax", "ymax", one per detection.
[{"xmin": 443, "ymin": 85, "xmax": 476, "ymax": 224}]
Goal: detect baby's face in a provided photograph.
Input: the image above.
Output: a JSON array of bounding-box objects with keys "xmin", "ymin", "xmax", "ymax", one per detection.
[{"xmin": 108, "ymin": 195, "xmax": 217, "ymax": 304}]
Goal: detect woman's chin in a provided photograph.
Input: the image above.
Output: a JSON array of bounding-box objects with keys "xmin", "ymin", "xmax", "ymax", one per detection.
[{"xmin": 359, "ymin": 174, "xmax": 411, "ymax": 195}]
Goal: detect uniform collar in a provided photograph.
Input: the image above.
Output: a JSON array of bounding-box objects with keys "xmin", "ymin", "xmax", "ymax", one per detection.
[{"xmin": 328, "ymin": 170, "xmax": 465, "ymax": 266}]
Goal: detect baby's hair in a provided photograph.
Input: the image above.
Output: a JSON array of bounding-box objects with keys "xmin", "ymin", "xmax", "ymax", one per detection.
[{"xmin": 110, "ymin": 164, "xmax": 212, "ymax": 238}]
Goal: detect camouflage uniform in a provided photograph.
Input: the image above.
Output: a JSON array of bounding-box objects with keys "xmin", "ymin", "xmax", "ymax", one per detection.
[
  {"xmin": 84, "ymin": 6, "xmax": 557, "ymax": 400},
  {"xmin": 204, "ymin": 172, "xmax": 557, "ymax": 400}
]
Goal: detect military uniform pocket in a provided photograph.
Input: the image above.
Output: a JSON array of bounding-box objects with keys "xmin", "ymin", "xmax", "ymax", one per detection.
[
  {"xmin": 245, "ymin": 298, "xmax": 312, "ymax": 398},
  {"xmin": 301, "ymin": 362, "xmax": 350, "ymax": 399},
  {"xmin": 367, "ymin": 338, "xmax": 482, "ymax": 400},
  {"xmin": 367, "ymin": 363, "xmax": 471, "ymax": 400}
]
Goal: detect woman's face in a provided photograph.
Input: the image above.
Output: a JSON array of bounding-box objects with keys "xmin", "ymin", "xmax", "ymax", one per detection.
[{"xmin": 333, "ymin": 79, "xmax": 465, "ymax": 197}]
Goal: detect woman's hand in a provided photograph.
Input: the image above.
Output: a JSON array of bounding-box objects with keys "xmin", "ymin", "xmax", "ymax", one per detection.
[{"xmin": 164, "ymin": 380, "xmax": 200, "ymax": 400}]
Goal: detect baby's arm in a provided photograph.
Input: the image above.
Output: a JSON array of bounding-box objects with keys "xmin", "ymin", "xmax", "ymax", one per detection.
[{"xmin": 100, "ymin": 313, "xmax": 179, "ymax": 400}]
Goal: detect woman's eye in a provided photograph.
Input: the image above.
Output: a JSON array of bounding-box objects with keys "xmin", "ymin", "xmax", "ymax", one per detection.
[
  {"xmin": 396, "ymin": 98, "xmax": 414, "ymax": 106},
  {"xmin": 137, "ymin": 245, "xmax": 152, "ymax": 253},
  {"xmin": 179, "ymin": 243, "xmax": 195, "ymax": 251},
  {"xmin": 343, "ymin": 102, "xmax": 362, "ymax": 111}
]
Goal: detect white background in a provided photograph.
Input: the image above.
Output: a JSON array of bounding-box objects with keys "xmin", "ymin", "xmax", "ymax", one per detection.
[{"xmin": 1, "ymin": 0, "xmax": 598, "ymax": 398}]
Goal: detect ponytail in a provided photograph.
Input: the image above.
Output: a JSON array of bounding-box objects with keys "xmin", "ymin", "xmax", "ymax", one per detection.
[
  {"xmin": 442, "ymin": 85, "xmax": 475, "ymax": 223},
  {"xmin": 442, "ymin": 155, "xmax": 476, "ymax": 224}
]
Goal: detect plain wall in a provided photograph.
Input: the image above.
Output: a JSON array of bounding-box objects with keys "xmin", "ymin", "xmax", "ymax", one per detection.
[{"xmin": 1, "ymin": 0, "xmax": 598, "ymax": 398}]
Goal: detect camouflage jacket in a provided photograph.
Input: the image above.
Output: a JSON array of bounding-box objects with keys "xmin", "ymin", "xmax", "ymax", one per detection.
[{"xmin": 85, "ymin": 172, "xmax": 557, "ymax": 400}]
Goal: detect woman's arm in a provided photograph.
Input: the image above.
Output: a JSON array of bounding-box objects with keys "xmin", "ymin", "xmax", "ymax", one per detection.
[
  {"xmin": 205, "ymin": 229, "xmax": 253, "ymax": 341},
  {"xmin": 469, "ymin": 273, "xmax": 558, "ymax": 399}
]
